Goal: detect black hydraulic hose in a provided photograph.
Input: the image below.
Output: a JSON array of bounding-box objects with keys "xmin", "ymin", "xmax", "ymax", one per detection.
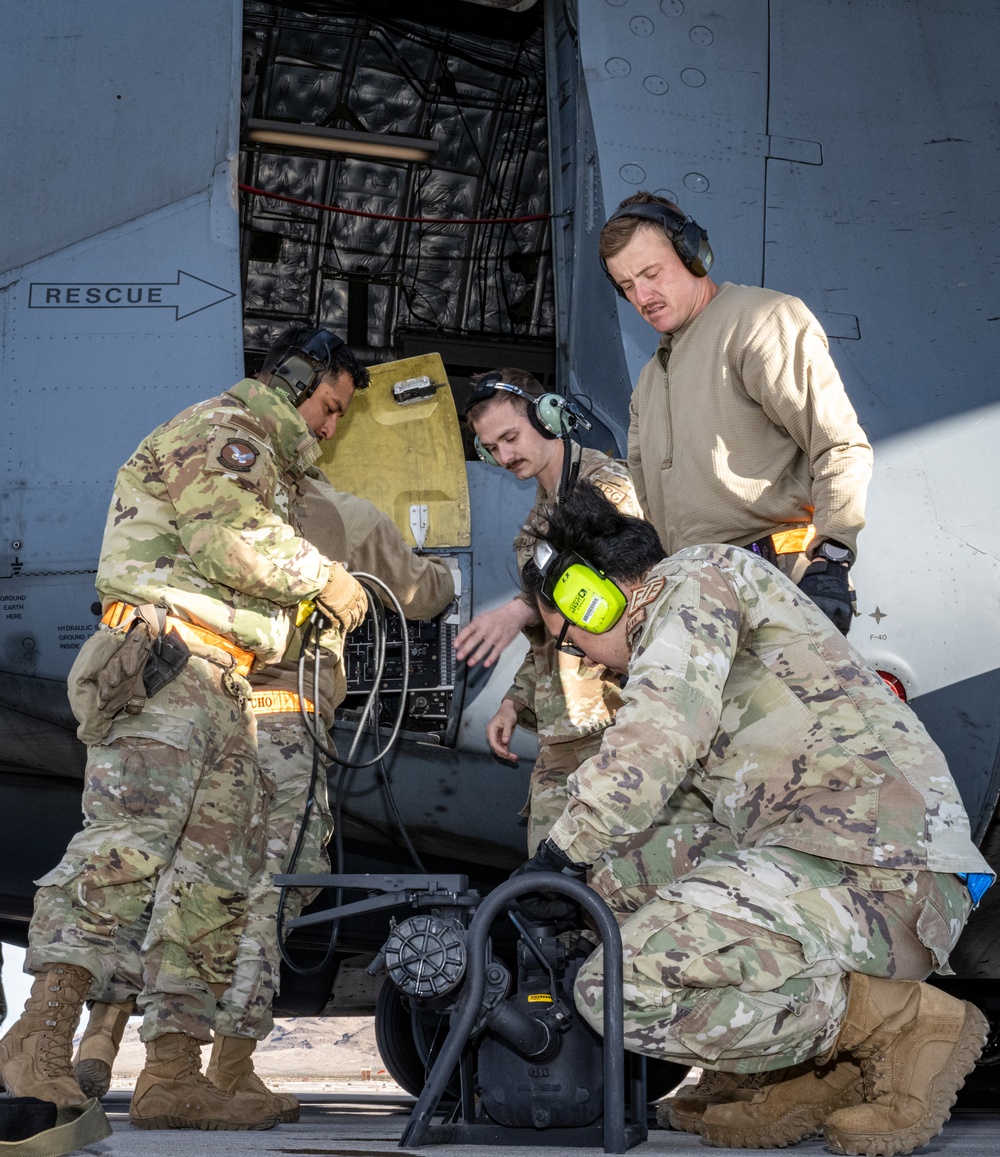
[
  {"xmin": 296, "ymin": 571, "xmax": 410, "ymax": 768},
  {"xmin": 399, "ymin": 873, "xmax": 630, "ymax": 1153},
  {"xmin": 278, "ymin": 573, "xmax": 411, "ymax": 973}
]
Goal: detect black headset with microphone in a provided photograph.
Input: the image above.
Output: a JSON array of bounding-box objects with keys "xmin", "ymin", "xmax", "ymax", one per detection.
[
  {"xmin": 270, "ymin": 329, "xmax": 346, "ymax": 404},
  {"xmin": 601, "ymin": 200, "xmax": 714, "ymax": 296}
]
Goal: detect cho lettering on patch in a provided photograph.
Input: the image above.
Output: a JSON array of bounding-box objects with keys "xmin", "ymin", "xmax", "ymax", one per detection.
[
  {"xmin": 626, "ymin": 575, "xmax": 667, "ymax": 644},
  {"xmin": 219, "ymin": 440, "xmax": 258, "ymax": 472}
]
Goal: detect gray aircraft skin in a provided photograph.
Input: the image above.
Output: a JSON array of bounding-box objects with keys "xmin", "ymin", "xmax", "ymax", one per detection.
[{"xmin": 1, "ymin": 0, "xmax": 999, "ymax": 1039}]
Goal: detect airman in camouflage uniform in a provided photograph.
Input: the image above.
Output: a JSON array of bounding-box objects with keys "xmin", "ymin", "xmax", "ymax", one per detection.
[
  {"xmin": 214, "ymin": 474, "xmax": 454, "ymax": 1038},
  {"xmin": 519, "ymin": 481, "xmax": 992, "ymax": 1155},
  {"xmin": 75, "ymin": 469, "xmax": 456, "ymax": 1121},
  {"xmin": 504, "ymin": 446, "xmax": 644, "ymax": 852},
  {"xmin": 455, "ymin": 369, "xmax": 648, "ymax": 854},
  {"xmin": 0, "ymin": 328, "xmax": 369, "ymax": 1132}
]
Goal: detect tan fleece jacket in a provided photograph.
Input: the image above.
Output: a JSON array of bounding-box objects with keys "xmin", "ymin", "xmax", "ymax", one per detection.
[{"xmin": 627, "ymin": 282, "xmax": 873, "ymax": 556}]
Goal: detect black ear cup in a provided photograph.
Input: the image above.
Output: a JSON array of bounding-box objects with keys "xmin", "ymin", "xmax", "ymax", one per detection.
[
  {"xmin": 272, "ymin": 328, "xmax": 346, "ymax": 403},
  {"xmin": 271, "ymin": 354, "xmax": 321, "ymax": 401},
  {"xmin": 671, "ymin": 217, "xmax": 714, "ymax": 278},
  {"xmin": 602, "ymin": 200, "xmax": 714, "ymax": 291}
]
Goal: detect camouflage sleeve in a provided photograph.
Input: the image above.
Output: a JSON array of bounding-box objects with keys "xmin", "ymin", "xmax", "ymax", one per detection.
[
  {"xmin": 546, "ymin": 564, "xmax": 742, "ymax": 864},
  {"xmin": 504, "ymin": 642, "xmax": 539, "ymax": 730},
  {"xmin": 582, "ymin": 455, "xmax": 644, "ymax": 519},
  {"xmin": 158, "ymin": 427, "xmax": 331, "ymax": 606},
  {"xmin": 741, "ymin": 297, "xmax": 873, "ymax": 555}
]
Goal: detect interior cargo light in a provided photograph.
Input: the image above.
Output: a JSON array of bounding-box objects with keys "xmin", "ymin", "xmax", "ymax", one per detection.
[
  {"xmin": 877, "ymin": 671, "xmax": 907, "ymax": 701},
  {"xmin": 246, "ymin": 119, "xmax": 439, "ymax": 164}
]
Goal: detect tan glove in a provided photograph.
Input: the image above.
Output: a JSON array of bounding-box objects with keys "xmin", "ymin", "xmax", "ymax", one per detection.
[
  {"xmin": 316, "ymin": 564, "xmax": 368, "ymax": 634},
  {"xmin": 96, "ymin": 621, "xmax": 154, "ymax": 717}
]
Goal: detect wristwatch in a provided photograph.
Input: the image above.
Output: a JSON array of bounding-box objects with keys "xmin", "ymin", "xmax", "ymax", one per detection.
[{"xmin": 816, "ymin": 540, "xmax": 855, "ymax": 567}]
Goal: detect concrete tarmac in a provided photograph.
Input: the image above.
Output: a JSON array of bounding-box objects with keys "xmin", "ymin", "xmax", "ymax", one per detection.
[{"xmin": 86, "ymin": 1091, "xmax": 1000, "ymax": 1157}]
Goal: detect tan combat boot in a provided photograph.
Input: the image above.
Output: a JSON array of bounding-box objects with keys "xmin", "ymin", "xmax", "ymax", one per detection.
[
  {"xmin": 73, "ymin": 999, "xmax": 134, "ymax": 1099},
  {"xmin": 699, "ymin": 1056, "xmax": 863, "ymax": 1148},
  {"xmin": 0, "ymin": 963, "xmax": 92, "ymax": 1108},
  {"xmin": 823, "ymin": 973, "xmax": 988, "ymax": 1156},
  {"xmin": 206, "ymin": 1033, "xmax": 300, "ymax": 1123},
  {"xmin": 129, "ymin": 1032, "xmax": 281, "ymax": 1130},
  {"xmin": 655, "ymin": 1069, "xmax": 767, "ymax": 1134}
]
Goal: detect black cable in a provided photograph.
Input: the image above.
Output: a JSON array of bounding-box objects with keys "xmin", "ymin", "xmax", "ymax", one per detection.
[
  {"xmin": 296, "ymin": 573, "xmax": 410, "ymax": 768},
  {"xmin": 277, "ymin": 570, "xmax": 420, "ymax": 974}
]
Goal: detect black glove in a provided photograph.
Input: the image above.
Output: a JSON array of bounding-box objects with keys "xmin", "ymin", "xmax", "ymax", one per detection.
[
  {"xmin": 509, "ymin": 839, "xmax": 590, "ymax": 925},
  {"xmin": 798, "ymin": 559, "xmax": 855, "ymax": 635}
]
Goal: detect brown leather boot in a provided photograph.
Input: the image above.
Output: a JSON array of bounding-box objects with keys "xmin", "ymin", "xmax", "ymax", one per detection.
[
  {"xmin": 73, "ymin": 999, "xmax": 134, "ymax": 1099},
  {"xmin": 129, "ymin": 1032, "xmax": 281, "ymax": 1130},
  {"xmin": 700, "ymin": 1056, "xmax": 863, "ymax": 1148},
  {"xmin": 823, "ymin": 973, "xmax": 988, "ymax": 1156},
  {"xmin": 206, "ymin": 1033, "xmax": 300, "ymax": 1124},
  {"xmin": 0, "ymin": 963, "xmax": 92, "ymax": 1107},
  {"xmin": 655, "ymin": 1069, "xmax": 767, "ymax": 1134}
]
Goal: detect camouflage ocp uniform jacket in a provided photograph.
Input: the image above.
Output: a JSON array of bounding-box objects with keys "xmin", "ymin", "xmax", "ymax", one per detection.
[
  {"xmin": 504, "ymin": 447, "xmax": 642, "ymax": 744},
  {"xmin": 548, "ymin": 544, "xmax": 992, "ymax": 878},
  {"xmin": 97, "ymin": 377, "xmax": 347, "ymax": 664}
]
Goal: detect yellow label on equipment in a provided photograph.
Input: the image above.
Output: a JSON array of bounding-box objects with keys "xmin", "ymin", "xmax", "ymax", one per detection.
[
  {"xmin": 315, "ymin": 353, "xmax": 470, "ymax": 548},
  {"xmin": 527, "ymin": 994, "xmax": 553, "ymax": 1003}
]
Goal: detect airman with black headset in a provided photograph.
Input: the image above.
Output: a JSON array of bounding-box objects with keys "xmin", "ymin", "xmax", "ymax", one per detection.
[
  {"xmin": 67, "ymin": 326, "xmax": 456, "ymax": 1126},
  {"xmin": 0, "ymin": 325, "xmax": 370, "ymax": 1134}
]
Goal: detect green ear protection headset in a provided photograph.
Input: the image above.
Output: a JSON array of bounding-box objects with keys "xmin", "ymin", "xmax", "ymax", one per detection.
[
  {"xmin": 532, "ymin": 540, "xmax": 627, "ymax": 634},
  {"xmin": 466, "ymin": 377, "xmax": 587, "ymax": 467},
  {"xmin": 601, "ymin": 200, "xmax": 714, "ymax": 295}
]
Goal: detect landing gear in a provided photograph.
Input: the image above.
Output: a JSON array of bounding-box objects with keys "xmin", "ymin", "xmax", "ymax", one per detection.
[
  {"xmin": 646, "ymin": 1058, "xmax": 690, "ymax": 1103},
  {"xmin": 374, "ymin": 979, "xmax": 461, "ymax": 1098}
]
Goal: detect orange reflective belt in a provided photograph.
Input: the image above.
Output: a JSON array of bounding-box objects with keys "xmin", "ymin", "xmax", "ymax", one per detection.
[
  {"xmin": 100, "ymin": 601, "xmax": 256, "ymax": 679},
  {"xmin": 100, "ymin": 601, "xmax": 136, "ymax": 630},
  {"xmin": 770, "ymin": 525, "xmax": 816, "ymax": 555},
  {"xmin": 250, "ymin": 690, "xmax": 316, "ymax": 716}
]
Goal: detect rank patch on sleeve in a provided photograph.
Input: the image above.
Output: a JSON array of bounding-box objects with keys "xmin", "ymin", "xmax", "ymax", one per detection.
[
  {"xmin": 625, "ymin": 576, "xmax": 667, "ymax": 644},
  {"xmin": 595, "ymin": 481, "xmax": 626, "ymax": 507},
  {"xmin": 219, "ymin": 440, "xmax": 258, "ymax": 472}
]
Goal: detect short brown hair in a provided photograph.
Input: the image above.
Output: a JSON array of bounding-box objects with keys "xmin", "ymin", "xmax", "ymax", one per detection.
[
  {"xmin": 598, "ymin": 191, "xmax": 686, "ymax": 266},
  {"xmin": 465, "ymin": 367, "xmax": 545, "ymax": 428}
]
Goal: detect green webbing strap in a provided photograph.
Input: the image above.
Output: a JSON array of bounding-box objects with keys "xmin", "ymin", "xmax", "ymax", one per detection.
[{"xmin": 0, "ymin": 1099, "xmax": 111, "ymax": 1156}]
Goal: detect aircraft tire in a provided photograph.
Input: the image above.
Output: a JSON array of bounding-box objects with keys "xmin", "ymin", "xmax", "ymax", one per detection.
[
  {"xmin": 949, "ymin": 810, "xmax": 1000, "ymax": 982},
  {"xmin": 374, "ymin": 979, "xmax": 462, "ymax": 1099},
  {"xmin": 646, "ymin": 1058, "xmax": 691, "ymax": 1103}
]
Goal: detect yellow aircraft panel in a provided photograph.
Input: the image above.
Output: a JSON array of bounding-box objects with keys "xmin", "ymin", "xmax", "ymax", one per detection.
[{"xmin": 315, "ymin": 353, "xmax": 471, "ymax": 548}]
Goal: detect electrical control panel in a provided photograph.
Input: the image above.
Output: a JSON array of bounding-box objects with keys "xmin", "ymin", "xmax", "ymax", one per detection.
[{"xmin": 339, "ymin": 552, "xmax": 470, "ymax": 745}]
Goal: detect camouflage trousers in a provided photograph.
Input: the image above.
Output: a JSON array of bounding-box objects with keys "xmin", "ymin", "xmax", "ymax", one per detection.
[
  {"xmin": 90, "ymin": 711, "xmax": 334, "ymax": 1041},
  {"xmin": 525, "ymin": 737, "xmax": 733, "ymax": 865},
  {"xmin": 27, "ymin": 655, "xmax": 264, "ymax": 1043},
  {"xmin": 524, "ymin": 734, "xmax": 604, "ymax": 855},
  {"xmin": 575, "ymin": 842, "xmax": 972, "ymax": 1074},
  {"xmin": 213, "ymin": 711, "xmax": 333, "ymax": 1039}
]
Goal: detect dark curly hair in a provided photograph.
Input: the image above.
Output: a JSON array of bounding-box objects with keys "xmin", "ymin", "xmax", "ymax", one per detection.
[{"xmin": 521, "ymin": 481, "xmax": 665, "ymax": 601}]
